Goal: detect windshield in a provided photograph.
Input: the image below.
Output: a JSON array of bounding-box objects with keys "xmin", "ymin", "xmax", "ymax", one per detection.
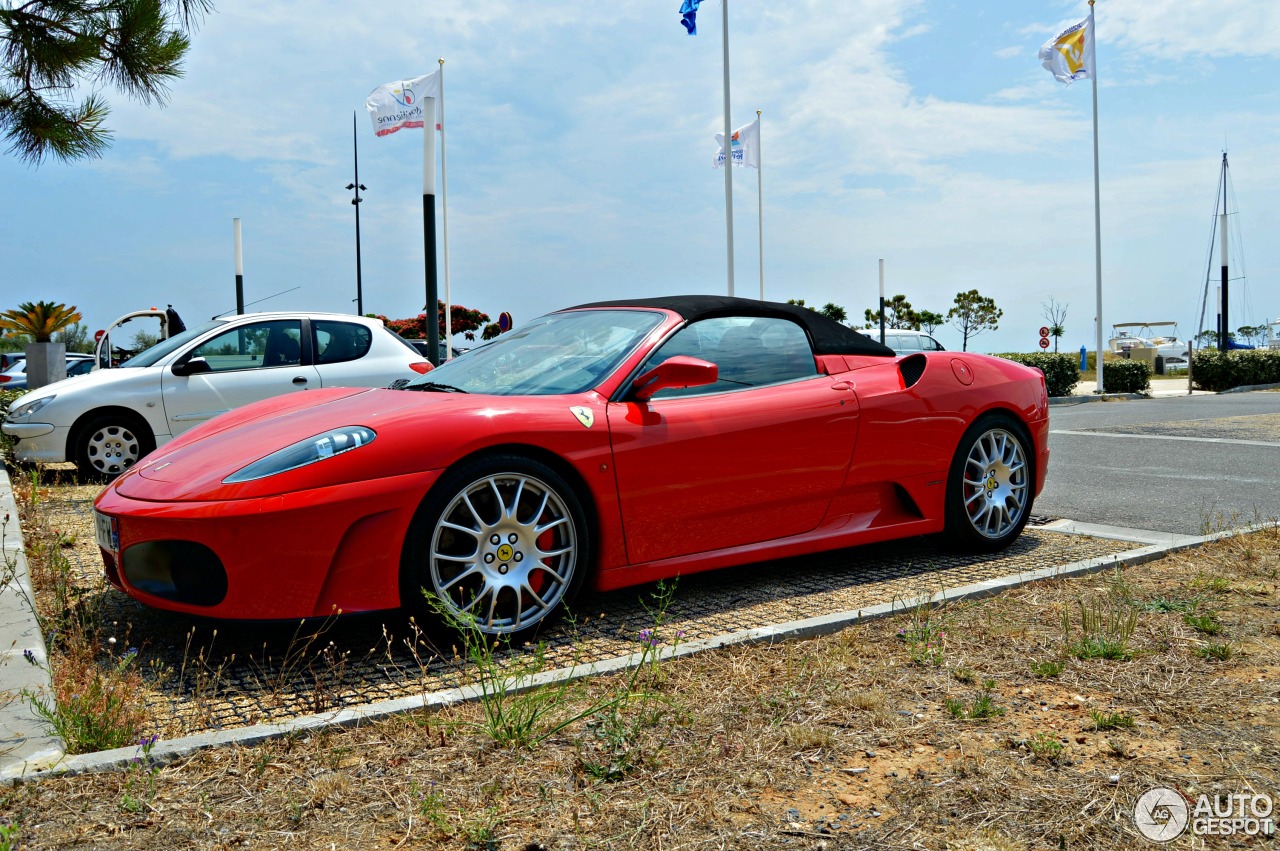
[
  {"xmin": 403, "ymin": 309, "xmax": 663, "ymax": 396},
  {"xmin": 121, "ymin": 321, "xmax": 226, "ymax": 368}
]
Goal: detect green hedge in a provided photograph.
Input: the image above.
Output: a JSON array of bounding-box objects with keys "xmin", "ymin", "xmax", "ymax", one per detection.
[
  {"xmin": 1101, "ymin": 359, "xmax": 1150, "ymax": 394},
  {"xmin": 1190, "ymin": 349, "xmax": 1280, "ymax": 392},
  {"xmin": 0, "ymin": 388, "xmax": 24, "ymax": 457},
  {"xmin": 993, "ymin": 352, "xmax": 1079, "ymax": 398}
]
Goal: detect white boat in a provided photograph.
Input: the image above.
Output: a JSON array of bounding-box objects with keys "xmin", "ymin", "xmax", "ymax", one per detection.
[{"xmin": 1108, "ymin": 322, "xmax": 1189, "ymax": 370}]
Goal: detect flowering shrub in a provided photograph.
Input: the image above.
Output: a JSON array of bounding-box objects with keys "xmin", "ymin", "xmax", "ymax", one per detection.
[{"xmin": 376, "ymin": 301, "xmax": 494, "ymax": 342}]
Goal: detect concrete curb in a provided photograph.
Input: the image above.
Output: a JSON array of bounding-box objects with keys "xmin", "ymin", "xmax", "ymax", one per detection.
[
  {"xmin": 1219, "ymin": 381, "xmax": 1280, "ymax": 395},
  {"xmin": 0, "ymin": 465, "xmax": 63, "ymax": 777},
  {"xmin": 10, "ymin": 518, "xmax": 1277, "ymax": 784}
]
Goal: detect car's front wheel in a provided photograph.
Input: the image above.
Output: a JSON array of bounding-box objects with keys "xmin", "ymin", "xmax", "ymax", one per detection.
[
  {"xmin": 944, "ymin": 414, "xmax": 1034, "ymax": 551},
  {"xmin": 401, "ymin": 455, "xmax": 590, "ymax": 643},
  {"xmin": 75, "ymin": 413, "xmax": 154, "ymax": 480}
]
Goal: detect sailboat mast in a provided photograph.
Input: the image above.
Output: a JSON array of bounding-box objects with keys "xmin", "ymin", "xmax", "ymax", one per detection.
[{"xmin": 1218, "ymin": 152, "xmax": 1229, "ymax": 352}]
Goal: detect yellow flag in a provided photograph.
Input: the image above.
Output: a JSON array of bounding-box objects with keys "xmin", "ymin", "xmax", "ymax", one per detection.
[{"xmin": 1039, "ymin": 16, "xmax": 1094, "ymax": 85}]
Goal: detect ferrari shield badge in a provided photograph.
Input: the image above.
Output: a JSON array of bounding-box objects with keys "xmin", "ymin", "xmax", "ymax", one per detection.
[{"xmin": 570, "ymin": 406, "xmax": 594, "ymax": 429}]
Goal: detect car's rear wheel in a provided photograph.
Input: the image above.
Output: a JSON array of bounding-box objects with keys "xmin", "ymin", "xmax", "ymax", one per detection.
[
  {"xmin": 945, "ymin": 414, "xmax": 1033, "ymax": 551},
  {"xmin": 75, "ymin": 413, "xmax": 153, "ymax": 480},
  {"xmin": 401, "ymin": 455, "xmax": 590, "ymax": 643}
]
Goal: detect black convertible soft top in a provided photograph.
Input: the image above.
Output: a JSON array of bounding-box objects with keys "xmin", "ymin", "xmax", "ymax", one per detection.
[{"xmin": 568, "ymin": 295, "xmax": 895, "ymax": 357}]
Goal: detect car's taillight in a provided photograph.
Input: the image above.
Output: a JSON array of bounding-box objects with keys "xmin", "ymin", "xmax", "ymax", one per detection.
[
  {"xmin": 0, "ymin": 375, "xmax": 9, "ymax": 383},
  {"xmin": 409, "ymin": 362, "xmax": 434, "ymax": 374}
]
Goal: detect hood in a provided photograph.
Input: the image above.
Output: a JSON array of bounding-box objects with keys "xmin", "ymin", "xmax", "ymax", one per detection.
[
  {"xmin": 112, "ymin": 387, "xmax": 529, "ymax": 502},
  {"xmin": 6, "ymin": 365, "xmax": 151, "ymax": 414}
]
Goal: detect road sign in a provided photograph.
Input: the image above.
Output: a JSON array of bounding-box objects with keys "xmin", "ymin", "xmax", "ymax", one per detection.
[
  {"xmin": 94, "ymin": 330, "xmax": 105, "ymax": 342},
  {"xmin": 498, "ymin": 312, "xmax": 513, "ymax": 333},
  {"xmin": 1039, "ymin": 338, "xmax": 1050, "ymax": 349},
  {"xmin": 1039, "ymin": 326, "xmax": 1050, "ymax": 338}
]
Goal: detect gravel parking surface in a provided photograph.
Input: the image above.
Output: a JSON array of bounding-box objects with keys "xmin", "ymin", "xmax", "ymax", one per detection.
[{"xmin": 30, "ymin": 478, "xmax": 1132, "ymax": 737}]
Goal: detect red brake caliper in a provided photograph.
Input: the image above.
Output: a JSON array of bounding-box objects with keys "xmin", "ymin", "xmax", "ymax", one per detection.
[{"xmin": 528, "ymin": 529, "xmax": 553, "ymax": 595}]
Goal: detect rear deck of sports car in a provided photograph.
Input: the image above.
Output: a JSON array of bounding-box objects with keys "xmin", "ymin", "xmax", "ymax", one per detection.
[{"xmin": 18, "ymin": 478, "xmax": 1139, "ymax": 738}]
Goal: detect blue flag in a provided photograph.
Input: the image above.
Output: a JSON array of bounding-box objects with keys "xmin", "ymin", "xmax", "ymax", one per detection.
[{"xmin": 680, "ymin": 0, "xmax": 701, "ymax": 35}]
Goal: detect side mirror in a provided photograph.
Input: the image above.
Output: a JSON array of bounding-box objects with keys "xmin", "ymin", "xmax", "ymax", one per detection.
[
  {"xmin": 631, "ymin": 355, "xmax": 718, "ymax": 401},
  {"xmin": 171, "ymin": 357, "xmax": 211, "ymax": 377}
]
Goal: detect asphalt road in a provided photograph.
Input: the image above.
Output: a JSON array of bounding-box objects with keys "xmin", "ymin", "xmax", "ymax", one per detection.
[{"xmin": 1034, "ymin": 390, "xmax": 1280, "ymax": 535}]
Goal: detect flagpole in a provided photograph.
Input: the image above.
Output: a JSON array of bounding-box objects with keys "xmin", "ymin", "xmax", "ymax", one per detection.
[
  {"xmin": 423, "ymin": 95, "xmax": 440, "ymax": 366},
  {"xmin": 1089, "ymin": 0, "xmax": 1104, "ymax": 394},
  {"xmin": 721, "ymin": 0, "xmax": 734, "ymax": 296},
  {"xmin": 756, "ymin": 108, "xmax": 763, "ymax": 300},
  {"xmin": 438, "ymin": 58, "xmax": 452, "ymax": 359}
]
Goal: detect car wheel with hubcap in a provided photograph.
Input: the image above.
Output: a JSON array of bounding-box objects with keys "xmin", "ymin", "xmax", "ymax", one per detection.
[
  {"xmin": 75, "ymin": 414, "xmax": 153, "ymax": 480},
  {"xmin": 402, "ymin": 455, "xmax": 590, "ymax": 642},
  {"xmin": 945, "ymin": 414, "xmax": 1034, "ymax": 552}
]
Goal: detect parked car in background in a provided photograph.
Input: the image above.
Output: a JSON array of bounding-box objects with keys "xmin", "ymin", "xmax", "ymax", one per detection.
[
  {"xmin": 3, "ymin": 312, "xmax": 431, "ymax": 478},
  {"xmin": 0, "ymin": 354, "xmax": 95, "ymax": 391},
  {"xmin": 0, "ymin": 352, "xmax": 26, "ymax": 371},
  {"xmin": 878, "ymin": 329, "xmax": 946, "ymax": 354},
  {"xmin": 91, "ymin": 295, "xmax": 1049, "ymax": 641},
  {"xmin": 405, "ymin": 339, "xmax": 471, "ymax": 361}
]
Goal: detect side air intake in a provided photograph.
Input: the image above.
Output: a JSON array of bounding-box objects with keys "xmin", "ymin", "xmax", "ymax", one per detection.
[{"xmin": 899, "ymin": 353, "xmax": 926, "ymax": 388}]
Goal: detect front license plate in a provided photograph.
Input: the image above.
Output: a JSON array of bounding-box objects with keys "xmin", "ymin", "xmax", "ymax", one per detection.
[{"xmin": 94, "ymin": 510, "xmax": 119, "ymax": 553}]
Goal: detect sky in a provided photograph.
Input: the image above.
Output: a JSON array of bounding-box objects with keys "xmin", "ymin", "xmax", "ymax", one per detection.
[{"xmin": 4, "ymin": 0, "xmax": 1280, "ymax": 355}]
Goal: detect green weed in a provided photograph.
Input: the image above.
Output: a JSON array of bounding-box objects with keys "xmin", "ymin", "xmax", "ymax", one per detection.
[
  {"xmin": 1197, "ymin": 642, "xmax": 1234, "ymax": 662},
  {"xmin": 1027, "ymin": 732, "xmax": 1064, "ymax": 762},
  {"xmin": 1062, "ymin": 596, "xmax": 1138, "ymax": 661},
  {"xmin": 944, "ymin": 679, "xmax": 1004, "ymax": 720},
  {"xmin": 1183, "ymin": 612, "xmax": 1223, "ymax": 635},
  {"xmin": 1088, "ymin": 710, "xmax": 1134, "ymax": 732},
  {"xmin": 1029, "ymin": 660, "xmax": 1064, "ymax": 678}
]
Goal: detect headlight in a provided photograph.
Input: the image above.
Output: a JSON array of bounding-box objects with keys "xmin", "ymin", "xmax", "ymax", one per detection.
[
  {"xmin": 223, "ymin": 426, "xmax": 376, "ymax": 483},
  {"xmin": 7, "ymin": 395, "xmax": 55, "ymax": 420}
]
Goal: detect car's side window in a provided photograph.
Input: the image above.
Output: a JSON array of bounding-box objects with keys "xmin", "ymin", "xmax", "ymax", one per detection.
[
  {"xmin": 314, "ymin": 321, "xmax": 373, "ymax": 365},
  {"xmin": 188, "ymin": 320, "xmax": 303, "ymax": 372},
  {"xmin": 923, "ymin": 336, "xmax": 944, "ymax": 351},
  {"xmin": 642, "ymin": 316, "xmax": 817, "ymax": 399}
]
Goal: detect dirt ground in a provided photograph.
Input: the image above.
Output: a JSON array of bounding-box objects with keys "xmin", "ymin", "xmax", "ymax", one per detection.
[{"xmin": 2, "ymin": 481, "xmax": 1278, "ymax": 849}]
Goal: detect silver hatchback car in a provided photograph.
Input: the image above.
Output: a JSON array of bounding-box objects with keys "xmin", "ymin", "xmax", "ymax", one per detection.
[{"xmin": 2, "ymin": 312, "xmax": 430, "ymax": 478}]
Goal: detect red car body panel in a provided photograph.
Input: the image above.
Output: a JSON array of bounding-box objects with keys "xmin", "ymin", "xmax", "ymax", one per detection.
[{"xmin": 95, "ymin": 302, "xmax": 1050, "ymax": 621}]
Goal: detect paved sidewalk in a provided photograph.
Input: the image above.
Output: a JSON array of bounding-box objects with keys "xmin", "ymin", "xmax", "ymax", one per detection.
[
  {"xmin": 0, "ymin": 465, "xmax": 62, "ymax": 778},
  {"xmin": 1049, "ymin": 377, "xmax": 1212, "ymax": 405}
]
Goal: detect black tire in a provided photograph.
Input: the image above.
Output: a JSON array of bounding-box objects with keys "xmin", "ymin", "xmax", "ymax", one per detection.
[
  {"xmin": 944, "ymin": 413, "xmax": 1035, "ymax": 552},
  {"xmin": 400, "ymin": 454, "xmax": 591, "ymax": 643},
  {"xmin": 74, "ymin": 413, "xmax": 155, "ymax": 480}
]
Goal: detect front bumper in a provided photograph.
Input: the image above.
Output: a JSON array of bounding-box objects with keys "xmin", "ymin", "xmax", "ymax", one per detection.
[
  {"xmin": 1, "ymin": 421, "xmax": 67, "ymax": 464},
  {"xmin": 94, "ymin": 468, "xmax": 443, "ymax": 619}
]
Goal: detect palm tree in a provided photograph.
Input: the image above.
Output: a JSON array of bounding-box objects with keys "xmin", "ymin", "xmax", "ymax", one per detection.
[{"xmin": 0, "ymin": 301, "xmax": 83, "ymax": 342}]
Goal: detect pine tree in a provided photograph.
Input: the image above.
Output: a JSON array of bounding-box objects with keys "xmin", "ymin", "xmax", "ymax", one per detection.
[{"xmin": 1, "ymin": 0, "xmax": 210, "ymax": 164}]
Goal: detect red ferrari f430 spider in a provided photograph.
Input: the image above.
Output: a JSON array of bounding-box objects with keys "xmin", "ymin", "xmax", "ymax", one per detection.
[{"xmin": 94, "ymin": 296, "xmax": 1049, "ymax": 640}]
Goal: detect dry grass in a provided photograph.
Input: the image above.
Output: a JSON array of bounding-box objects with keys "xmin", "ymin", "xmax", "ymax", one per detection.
[{"xmin": 2, "ymin": 472, "xmax": 1278, "ymax": 848}]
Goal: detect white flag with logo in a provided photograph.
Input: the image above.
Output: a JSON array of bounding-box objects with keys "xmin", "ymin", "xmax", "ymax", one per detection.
[
  {"xmin": 1039, "ymin": 16, "xmax": 1094, "ymax": 85},
  {"xmin": 365, "ymin": 71, "xmax": 440, "ymax": 137},
  {"xmin": 713, "ymin": 117, "xmax": 761, "ymax": 169}
]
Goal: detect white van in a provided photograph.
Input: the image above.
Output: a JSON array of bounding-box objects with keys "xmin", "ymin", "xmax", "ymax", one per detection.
[{"xmin": 880, "ymin": 329, "xmax": 946, "ymax": 354}]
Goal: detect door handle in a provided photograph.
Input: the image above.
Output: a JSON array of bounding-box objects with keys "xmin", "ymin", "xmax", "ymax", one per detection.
[
  {"xmin": 829, "ymin": 380, "xmax": 855, "ymax": 391},
  {"xmin": 292, "ymin": 376, "xmax": 308, "ymax": 385}
]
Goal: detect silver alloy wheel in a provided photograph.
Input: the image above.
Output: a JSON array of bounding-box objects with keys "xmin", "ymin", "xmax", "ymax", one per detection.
[
  {"xmin": 86, "ymin": 424, "xmax": 142, "ymax": 476},
  {"xmin": 960, "ymin": 427, "xmax": 1029, "ymax": 540},
  {"xmin": 429, "ymin": 472, "xmax": 578, "ymax": 635}
]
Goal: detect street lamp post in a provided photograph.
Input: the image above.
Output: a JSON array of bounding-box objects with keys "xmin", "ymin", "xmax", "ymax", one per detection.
[{"xmin": 346, "ymin": 111, "xmax": 366, "ymax": 316}]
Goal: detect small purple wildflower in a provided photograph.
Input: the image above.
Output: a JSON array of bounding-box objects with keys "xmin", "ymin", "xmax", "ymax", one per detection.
[{"xmin": 23, "ymin": 648, "xmax": 36, "ymax": 665}]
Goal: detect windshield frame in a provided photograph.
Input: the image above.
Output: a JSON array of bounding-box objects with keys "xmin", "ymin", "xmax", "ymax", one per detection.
[
  {"xmin": 402, "ymin": 308, "xmax": 667, "ymax": 397},
  {"xmin": 119, "ymin": 320, "xmax": 227, "ymax": 368}
]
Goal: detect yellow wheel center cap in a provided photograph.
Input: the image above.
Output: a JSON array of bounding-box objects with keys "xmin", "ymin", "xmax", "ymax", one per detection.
[
  {"xmin": 985, "ymin": 476, "xmax": 998, "ymax": 494},
  {"xmin": 496, "ymin": 543, "xmax": 514, "ymax": 562}
]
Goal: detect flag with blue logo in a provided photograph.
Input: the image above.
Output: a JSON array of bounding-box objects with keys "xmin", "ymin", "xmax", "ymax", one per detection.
[
  {"xmin": 713, "ymin": 117, "xmax": 760, "ymax": 169},
  {"xmin": 680, "ymin": 0, "xmax": 702, "ymax": 35}
]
